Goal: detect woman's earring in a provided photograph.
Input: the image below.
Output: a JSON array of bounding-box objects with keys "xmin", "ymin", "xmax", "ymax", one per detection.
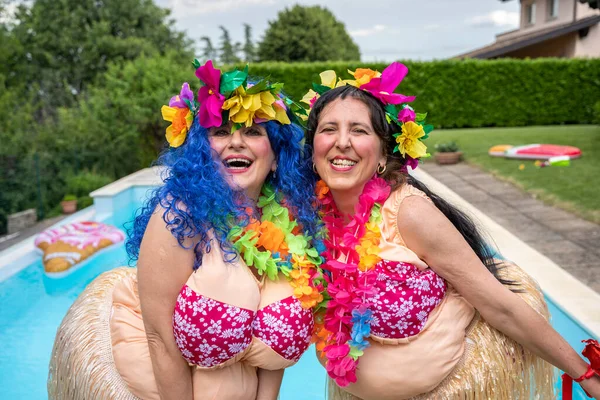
[
  {"xmin": 377, "ymin": 164, "xmax": 387, "ymax": 175},
  {"xmin": 313, "ymin": 163, "xmax": 317, "ymax": 174}
]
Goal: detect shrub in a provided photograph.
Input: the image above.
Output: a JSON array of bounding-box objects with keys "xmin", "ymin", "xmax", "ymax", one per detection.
[
  {"xmin": 77, "ymin": 195, "xmax": 94, "ymax": 210},
  {"xmin": 241, "ymin": 58, "xmax": 600, "ymax": 129},
  {"xmin": 65, "ymin": 171, "xmax": 113, "ymax": 198},
  {"xmin": 62, "ymin": 194, "xmax": 77, "ymax": 201},
  {"xmin": 435, "ymin": 141, "xmax": 460, "ymax": 153}
]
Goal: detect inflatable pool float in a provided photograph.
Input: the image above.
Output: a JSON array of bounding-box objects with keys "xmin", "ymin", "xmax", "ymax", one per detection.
[
  {"xmin": 489, "ymin": 144, "xmax": 582, "ymax": 160},
  {"xmin": 35, "ymin": 221, "xmax": 125, "ymax": 277}
]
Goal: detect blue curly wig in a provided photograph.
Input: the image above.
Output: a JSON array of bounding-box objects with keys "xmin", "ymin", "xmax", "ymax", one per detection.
[{"xmin": 126, "ymin": 115, "xmax": 318, "ymax": 270}]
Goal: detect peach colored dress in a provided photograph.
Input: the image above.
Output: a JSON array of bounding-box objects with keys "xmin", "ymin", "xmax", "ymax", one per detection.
[
  {"xmin": 320, "ymin": 185, "xmax": 476, "ymax": 400},
  {"xmin": 111, "ymin": 240, "xmax": 313, "ymax": 400}
]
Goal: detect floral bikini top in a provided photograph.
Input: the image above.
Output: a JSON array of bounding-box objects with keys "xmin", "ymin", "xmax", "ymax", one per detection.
[{"xmin": 172, "ymin": 243, "xmax": 314, "ymax": 369}]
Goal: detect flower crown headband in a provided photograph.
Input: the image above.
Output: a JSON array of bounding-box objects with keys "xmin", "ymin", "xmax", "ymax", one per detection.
[
  {"xmin": 301, "ymin": 62, "xmax": 433, "ymax": 170},
  {"xmin": 161, "ymin": 59, "xmax": 307, "ymax": 148}
]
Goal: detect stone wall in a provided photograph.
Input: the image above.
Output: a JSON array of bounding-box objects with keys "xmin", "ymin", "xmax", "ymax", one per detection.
[{"xmin": 7, "ymin": 209, "xmax": 37, "ymax": 234}]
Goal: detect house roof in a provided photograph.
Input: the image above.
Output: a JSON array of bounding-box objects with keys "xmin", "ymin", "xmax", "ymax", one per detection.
[{"xmin": 455, "ymin": 15, "xmax": 600, "ymax": 59}]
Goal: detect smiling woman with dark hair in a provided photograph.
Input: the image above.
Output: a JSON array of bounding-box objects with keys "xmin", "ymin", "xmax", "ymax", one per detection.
[
  {"xmin": 302, "ymin": 63, "xmax": 600, "ymax": 400},
  {"xmin": 48, "ymin": 60, "xmax": 326, "ymax": 400}
]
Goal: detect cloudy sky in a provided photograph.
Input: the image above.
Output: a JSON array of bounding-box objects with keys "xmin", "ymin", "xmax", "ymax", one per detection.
[{"xmin": 155, "ymin": 0, "xmax": 521, "ymax": 60}]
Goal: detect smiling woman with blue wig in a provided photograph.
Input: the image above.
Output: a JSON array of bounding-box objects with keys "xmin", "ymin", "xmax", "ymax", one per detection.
[{"xmin": 48, "ymin": 60, "xmax": 327, "ymax": 400}]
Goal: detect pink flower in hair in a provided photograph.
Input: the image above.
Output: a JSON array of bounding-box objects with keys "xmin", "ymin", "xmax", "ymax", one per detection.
[
  {"xmin": 196, "ymin": 60, "xmax": 225, "ymax": 128},
  {"xmin": 360, "ymin": 62, "xmax": 416, "ymax": 105}
]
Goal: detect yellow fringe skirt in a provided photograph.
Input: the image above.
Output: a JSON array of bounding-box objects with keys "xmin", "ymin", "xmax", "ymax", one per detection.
[
  {"xmin": 47, "ymin": 267, "xmax": 139, "ymax": 400},
  {"xmin": 328, "ymin": 263, "xmax": 557, "ymax": 400}
]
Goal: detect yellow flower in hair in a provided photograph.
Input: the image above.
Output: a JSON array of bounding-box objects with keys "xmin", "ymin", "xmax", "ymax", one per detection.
[
  {"xmin": 301, "ymin": 89, "xmax": 319, "ymax": 109},
  {"xmin": 273, "ymin": 101, "xmax": 291, "ymax": 125},
  {"xmin": 161, "ymin": 105, "xmax": 194, "ymax": 148},
  {"xmin": 222, "ymin": 86, "xmax": 283, "ymax": 127},
  {"xmin": 320, "ymin": 70, "xmax": 337, "ymax": 89},
  {"xmin": 347, "ymin": 68, "xmax": 381, "ymax": 87},
  {"xmin": 396, "ymin": 121, "xmax": 428, "ymax": 159}
]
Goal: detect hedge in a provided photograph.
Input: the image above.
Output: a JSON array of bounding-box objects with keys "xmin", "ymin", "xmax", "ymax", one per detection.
[{"xmin": 242, "ymin": 59, "xmax": 600, "ymax": 129}]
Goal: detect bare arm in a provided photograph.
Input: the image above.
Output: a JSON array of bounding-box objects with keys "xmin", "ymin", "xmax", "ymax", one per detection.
[
  {"xmin": 256, "ymin": 368, "xmax": 284, "ymax": 400},
  {"xmin": 397, "ymin": 196, "xmax": 600, "ymax": 398},
  {"xmin": 138, "ymin": 206, "xmax": 195, "ymax": 400}
]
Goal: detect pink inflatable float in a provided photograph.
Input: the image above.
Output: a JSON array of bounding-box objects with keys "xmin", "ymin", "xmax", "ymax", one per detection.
[
  {"xmin": 35, "ymin": 221, "xmax": 125, "ymax": 276},
  {"xmin": 489, "ymin": 144, "xmax": 582, "ymax": 160}
]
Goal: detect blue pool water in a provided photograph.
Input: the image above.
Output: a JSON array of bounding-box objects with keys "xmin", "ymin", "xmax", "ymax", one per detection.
[{"xmin": 0, "ymin": 191, "xmax": 594, "ymax": 399}]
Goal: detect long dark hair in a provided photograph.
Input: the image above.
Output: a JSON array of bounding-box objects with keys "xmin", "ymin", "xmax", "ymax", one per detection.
[{"xmin": 306, "ymin": 85, "xmax": 516, "ymax": 287}]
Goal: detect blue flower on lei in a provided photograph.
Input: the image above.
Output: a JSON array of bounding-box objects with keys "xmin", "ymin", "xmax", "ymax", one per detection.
[{"xmin": 348, "ymin": 308, "xmax": 373, "ymax": 351}]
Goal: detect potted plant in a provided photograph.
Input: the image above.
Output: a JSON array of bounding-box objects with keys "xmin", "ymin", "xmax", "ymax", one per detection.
[
  {"xmin": 60, "ymin": 195, "xmax": 78, "ymax": 214},
  {"xmin": 434, "ymin": 141, "xmax": 462, "ymax": 165}
]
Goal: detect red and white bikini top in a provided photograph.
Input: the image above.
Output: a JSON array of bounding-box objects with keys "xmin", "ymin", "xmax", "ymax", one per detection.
[{"xmin": 172, "ymin": 244, "xmax": 313, "ymax": 370}]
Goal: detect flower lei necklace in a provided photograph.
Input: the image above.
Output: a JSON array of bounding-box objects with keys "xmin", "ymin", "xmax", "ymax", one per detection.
[
  {"xmin": 314, "ymin": 177, "xmax": 391, "ymax": 386},
  {"xmin": 227, "ymin": 184, "xmax": 326, "ymax": 310}
]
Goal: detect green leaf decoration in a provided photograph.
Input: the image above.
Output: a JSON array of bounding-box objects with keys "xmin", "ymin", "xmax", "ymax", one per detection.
[
  {"xmin": 231, "ymin": 122, "xmax": 243, "ymax": 134},
  {"xmin": 228, "ymin": 225, "xmax": 244, "ymax": 240},
  {"xmin": 423, "ymin": 124, "xmax": 434, "ymax": 134},
  {"xmin": 415, "ymin": 112, "xmax": 428, "ymax": 122},
  {"xmin": 245, "ymin": 78, "xmax": 270, "ymax": 95},
  {"xmin": 257, "ymin": 185, "xmax": 276, "ymax": 206},
  {"xmin": 393, "ymin": 144, "xmax": 400, "ymax": 153},
  {"xmin": 269, "ymin": 83, "xmax": 284, "ymax": 93},
  {"xmin": 220, "ymin": 65, "xmax": 249, "ymax": 97},
  {"xmin": 369, "ymin": 204, "xmax": 382, "ymax": 223},
  {"xmin": 385, "ymin": 104, "xmax": 399, "ymax": 118},
  {"xmin": 312, "ymin": 83, "xmax": 331, "ymax": 95},
  {"xmin": 243, "ymin": 244, "xmax": 256, "ymax": 267},
  {"xmin": 265, "ymin": 258, "xmax": 279, "ymax": 281},
  {"xmin": 287, "ymin": 234, "xmax": 308, "ymax": 256},
  {"xmin": 349, "ymin": 346, "xmax": 364, "ymax": 360},
  {"xmin": 254, "ymin": 250, "xmax": 271, "ymax": 273},
  {"xmin": 192, "ymin": 59, "xmax": 201, "ymax": 69},
  {"xmin": 306, "ymin": 247, "xmax": 318, "ymax": 258}
]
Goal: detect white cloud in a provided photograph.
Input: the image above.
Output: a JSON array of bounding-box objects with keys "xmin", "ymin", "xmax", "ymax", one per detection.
[
  {"xmin": 466, "ymin": 10, "xmax": 519, "ymax": 28},
  {"xmin": 166, "ymin": 0, "xmax": 276, "ymax": 18},
  {"xmin": 424, "ymin": 23, "xmax": 441, "ymax": 31},
  {"xmin": 350, "ymin": 24, "xmax": 387, "ymax": 37}
]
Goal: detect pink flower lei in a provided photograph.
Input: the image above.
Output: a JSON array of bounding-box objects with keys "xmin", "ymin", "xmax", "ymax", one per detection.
[{"xmin": 315, "ymin": 177, "xmax": 391, "ymax": 387}]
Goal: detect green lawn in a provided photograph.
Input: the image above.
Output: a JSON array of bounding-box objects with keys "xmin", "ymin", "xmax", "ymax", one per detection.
[{"xmin": 423, "ymin": 125, "xmax": 600, "ymax": 223}]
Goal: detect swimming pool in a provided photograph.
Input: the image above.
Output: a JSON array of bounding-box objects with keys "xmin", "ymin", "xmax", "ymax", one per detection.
[{"xmin": 0, "ymin": 186, "xmax": 594, "ymax": 399}]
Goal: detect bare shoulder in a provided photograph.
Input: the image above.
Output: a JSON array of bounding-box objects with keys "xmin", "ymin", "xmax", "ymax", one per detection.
[
  {"xmin": 138, "ymin": 204, "xmax": 195, "ymax": 288},
  {"xmin": 395, "ymin": 192, "xmax": 467, "ymax": 266},
  {"xmin": 396, "ymin": 194, "xmax": 447, "ymax": 237}
]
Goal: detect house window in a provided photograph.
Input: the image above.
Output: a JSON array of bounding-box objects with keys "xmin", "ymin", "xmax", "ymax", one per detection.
[
  {"xmin": 548, "ymin": 0, "xmax": 559, "ymax": 18},
  {"xmin": 526, "ymin": 2, "xmax": 537, "ymax": 25}
]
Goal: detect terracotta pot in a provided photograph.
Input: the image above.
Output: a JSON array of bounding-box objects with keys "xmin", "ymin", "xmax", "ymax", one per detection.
[
  {"xmin": 435, "ymin": 151, "xmax": 462, "ymax": 165},
  {"xmin": 60, "ymin": 200, "xmax": 78, "ymax": 214}
]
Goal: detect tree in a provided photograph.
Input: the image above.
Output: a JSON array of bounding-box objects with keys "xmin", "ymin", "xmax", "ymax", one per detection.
[
  {"xmin": 242, "ymin": 23, "xmax": 255, "ymax": 62},
  {"xmin": 200, "ymin": 36, "xmax": 217, "ymax": 62},
  {"xmin": 54, "ymin": 52, "xmax": 194, "ymax": 177},
  {"xmin": 257, "ymin": 5, "xmax": 360, "ymax": 62},
  {"xmin": 9, "ymin": 0, "xmax": 192, "ymax": 118},
  {"xmin": 219, "ymin": 25, "xmax": 239, "ymax": 64}
]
